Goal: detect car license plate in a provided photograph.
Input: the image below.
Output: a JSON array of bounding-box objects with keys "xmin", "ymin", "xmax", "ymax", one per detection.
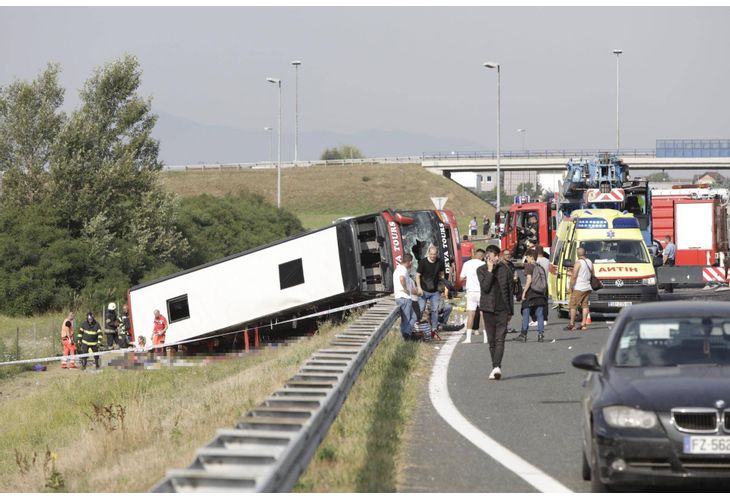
[
  {"xmin": 608, "ymin": 301, "xmax": 632, "ymax": 307},
  {"xmin": 684, "ymin": 436, "xmax": 730, "ymax": 454}
]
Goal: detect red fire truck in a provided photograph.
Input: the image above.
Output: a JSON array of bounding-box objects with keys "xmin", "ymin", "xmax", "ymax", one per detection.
[{"xmin": 651, "ymin": 185, "xmax": 730, "ymax": 288}]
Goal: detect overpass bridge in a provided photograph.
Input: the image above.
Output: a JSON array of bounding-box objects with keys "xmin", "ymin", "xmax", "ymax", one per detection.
[{"xmin": 422, "ymin": 149, "xmax": 730, "ymax": 176}]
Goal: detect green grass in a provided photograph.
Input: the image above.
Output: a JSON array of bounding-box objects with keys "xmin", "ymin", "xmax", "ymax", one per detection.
[
  {"xmin": 0, "ymin": 320, "xmax": 347, "ymax": 492},
  {"xmin": 294, "ymin": 328, "xmax": 435, "ymax": 492},
  {"xmin": 162, "ymin": 164, "xmax": 495, "ymax": 230}
]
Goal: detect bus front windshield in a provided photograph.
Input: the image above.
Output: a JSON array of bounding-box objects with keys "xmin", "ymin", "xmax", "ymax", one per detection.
[{"xmin": 580, "ymin": 240, "xmax": 649, "ymax": 264}]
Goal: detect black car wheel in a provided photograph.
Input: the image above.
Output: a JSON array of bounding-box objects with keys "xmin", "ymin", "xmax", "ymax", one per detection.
[
  {"xmin": 581, "ymin": 449, "xmax": 591, "ymax": 481},
  {"xmin": 590, "ymin": 436, "xmax": 610, "ymax": 493}
]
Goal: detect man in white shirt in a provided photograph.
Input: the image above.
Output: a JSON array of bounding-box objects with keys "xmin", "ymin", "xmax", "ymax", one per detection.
[
  {"xmin": 394, "ymin": 253, "xmax": 416, "ymax": 340},
  {"xmin": 459, "ymin": 248, "xmax": 486, "ymax": 343}
]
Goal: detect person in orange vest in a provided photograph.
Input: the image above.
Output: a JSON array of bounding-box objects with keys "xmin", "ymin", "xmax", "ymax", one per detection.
[
  {"xmin": 60, "ymin": 312, "xmax": 77, "ymax": 369},
  {"xmin": 152, "ymin": 309, "xmax": 169, "ymax": 356}
]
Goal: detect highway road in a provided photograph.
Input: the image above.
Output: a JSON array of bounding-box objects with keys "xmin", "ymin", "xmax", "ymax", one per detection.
[{"xmin": 399, "ymin": 310, "xmax": 611, "ymax": 493}]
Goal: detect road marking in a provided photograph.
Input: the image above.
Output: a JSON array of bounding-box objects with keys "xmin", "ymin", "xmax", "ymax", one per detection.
[{"xmin": 428, "ymin": 333, "xmax": 572, "ymax": 493}]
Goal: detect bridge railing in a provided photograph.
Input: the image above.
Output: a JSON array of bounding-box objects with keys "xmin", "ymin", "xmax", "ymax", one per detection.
[{"xmin": 421, "ymin": 149, "xmax": 657, "ymax": 160}]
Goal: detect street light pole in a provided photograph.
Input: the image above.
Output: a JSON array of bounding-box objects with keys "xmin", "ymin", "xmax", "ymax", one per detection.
[
  {"xmin": 264, "ymin": 126, "xmax": 273, "ymax": 163},
  {"xmin": 613, "ymin": 49, "xmax": 622, "ymax": 152},
  {"xmin": 291, "ymin": 61, "xmax": 301, "ymax": 163},
  {"xmin": 266, "ymin": 77, "xmax": 282, "ymax": 208},
  {"xmin": 484, "ymin": 62, "xmax": 501, "ymax": 212}
]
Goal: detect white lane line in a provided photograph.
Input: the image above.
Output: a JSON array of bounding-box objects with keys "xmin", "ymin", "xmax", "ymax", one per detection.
[{"xmin": 428, "ymin": 333, "xmax": 572, "ymax": 493}]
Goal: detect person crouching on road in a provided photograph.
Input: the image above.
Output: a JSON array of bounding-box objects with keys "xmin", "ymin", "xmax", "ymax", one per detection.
[
  {"xmin": 478, "ymin": 245, "xmax": 514, "ymax": 380},
  {"xmin": 79, "ymin": 312, "xmax": 103, "ymax": 370},
  {"xmin": 394, "ymin": 254, "xmax": 417, "ymax": 340},
  {"xmin": 152, "ymin": 309, "xmax": 169, "ymax": 356},
  {"xmin": 60, "ymin": 312, "xmax": 77, "ymax": 369},
  {"xmin": 519, "ymin": 249, "xmax": 548, "ymax": 342},
  {"xmin": 460, "ymin": 248, "xmax": 486, "ymax": 344}
]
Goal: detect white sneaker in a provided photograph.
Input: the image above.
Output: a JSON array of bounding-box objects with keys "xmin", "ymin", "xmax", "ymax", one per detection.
[
  {"xmin": 488, "ymin": 369, "xmax": 496, "ymax": 380},
  {"xmin": 544, "ymin": 320, "xmax": 548, "ymax": 326},
  {"xmin": 493, "ymin": 367, "xmax": 502, "ymax": 380},
  {"xmin": 462, "ymin": 338, "xmax": 471, "ymax": 344},
  {"xmin": 529, "ymin": 321, "xmax": 538, "ymax": 327}
]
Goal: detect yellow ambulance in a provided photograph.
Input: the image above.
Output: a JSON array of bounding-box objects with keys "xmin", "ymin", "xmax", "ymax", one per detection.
[{"xmin": 548, "ymin": 208, "xmax": 660, "ymax": 316}]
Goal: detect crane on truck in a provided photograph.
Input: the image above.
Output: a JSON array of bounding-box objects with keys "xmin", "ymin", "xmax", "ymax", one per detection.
[
  {"xmin": 499, "ymin": 153, "xmax": 651, "ymax": 261},
  {"xmin": 127, "ymin": 209, "xmax": 463, "ymax": 350}
]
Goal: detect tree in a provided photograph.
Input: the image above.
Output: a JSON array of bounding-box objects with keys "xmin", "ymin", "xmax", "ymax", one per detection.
[
  {"xmin": 319, "ymin": 145, "xmax": 364, "ymax": 160},
  {"xmin": 646, "ymin": 172, "xmax": 671, "ymax": 182},
  {"xmin": 0, "ymin": 63, "xmax": 65, "ymax": 207},
  {"xmin": 175, "ymin": 191, "xmax": 304, "ymax": 269},
  {"xmin": 515, "ymin": 181, "xmax": 544, "ymax": 200},
  {"xmin": 48, "ymin": 54, "xmax": 189, "ymax": 287}
]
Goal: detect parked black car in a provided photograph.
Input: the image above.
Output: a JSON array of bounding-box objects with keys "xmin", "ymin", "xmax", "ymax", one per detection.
[{"xmin": 573, "ymin": 301, "xmax": 730, "ymax": 492}]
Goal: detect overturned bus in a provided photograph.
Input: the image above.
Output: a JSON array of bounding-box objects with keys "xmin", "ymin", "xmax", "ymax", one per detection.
[{"xmin": 127, "ymin": 209, "xmax": 463, "ymax": 347}]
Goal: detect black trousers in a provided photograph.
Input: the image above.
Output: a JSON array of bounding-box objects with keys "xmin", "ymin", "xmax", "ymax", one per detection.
[
  {"xmin": 665, "ymin": 259, "xmax": 675, "ymax": 293},
  {"xmin": 484, "ymin": 310, "xmax": 509, "ymax": 368},
  {"xmin": 81, "ymin": 344, "xmax": 100, "ymax": 369}
]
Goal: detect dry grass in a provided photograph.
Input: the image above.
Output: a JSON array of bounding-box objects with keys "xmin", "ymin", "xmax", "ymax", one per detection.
[
  {"xmin": 0, "ymin": 318, "xmax": 349, "ymax": 492},
  {"xmin": 162, "ymin": 164, "xmax": 494, "ymax": 229},
  {"xmin": 294, "ymin": 328, "xmax": 437, "ymax": 492}
]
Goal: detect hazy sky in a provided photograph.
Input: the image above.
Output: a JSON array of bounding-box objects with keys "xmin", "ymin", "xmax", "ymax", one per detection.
[{"xmin": 2, "ymin": 6, "xmax": 730, "ymax": 154}]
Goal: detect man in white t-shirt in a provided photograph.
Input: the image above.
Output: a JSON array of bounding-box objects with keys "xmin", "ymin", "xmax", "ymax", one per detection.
[
  {"xmin": 393, "ymin": 253, "xmax": 417, "ymax": 340},
  {"xmin": 459, "ymin": 248, "xmax": 486, "ymax": 343}
]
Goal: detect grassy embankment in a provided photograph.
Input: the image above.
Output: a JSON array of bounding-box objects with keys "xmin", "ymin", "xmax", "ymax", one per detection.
[
  {"xmin": 0, "ymin": 320, "xmax": 345, "ymax": 492},
  {"xmin": 162, "ymin": 163, "xmax": 494, "ymax": 230},
  {"xmin": 294, "ymin": 329, "xmax": 436, "ymax": 492},
  {"xmin": 0, "ymin": 313, "xmax": 59, "ymax": 379}
]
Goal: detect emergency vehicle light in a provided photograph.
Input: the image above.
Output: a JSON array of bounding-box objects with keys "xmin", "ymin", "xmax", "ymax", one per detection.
[
  {"xmin": 575, "ymin": 218, "xmax": 608, "ymax": 229},
  {"xmin": 612, "ymin": 218, "xmax": 640, "ymax": 229}
]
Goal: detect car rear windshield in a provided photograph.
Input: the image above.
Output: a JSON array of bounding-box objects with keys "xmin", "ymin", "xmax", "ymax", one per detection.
[
  {"xmin": 581, "ymin": 240, "xmax": 649, "ymax": 264},
  {"xmin": 614, "ymin": 318, "xmax": 730, "ymax": 367}
]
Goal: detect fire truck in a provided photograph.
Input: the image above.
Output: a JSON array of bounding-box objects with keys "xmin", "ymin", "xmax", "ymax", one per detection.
[
  {"xmin": 499, "ymin": 154, "xmax": 651, "ymax": 260},
  {"xmin": 651, "ymin": 185, "xmax": 730, "ymax": 289}
]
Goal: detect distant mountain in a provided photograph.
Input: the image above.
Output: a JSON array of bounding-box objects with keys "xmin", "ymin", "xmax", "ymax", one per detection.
[{"xmin": 153, "ymin": 110, "xmax": 482, "ymax": 165}]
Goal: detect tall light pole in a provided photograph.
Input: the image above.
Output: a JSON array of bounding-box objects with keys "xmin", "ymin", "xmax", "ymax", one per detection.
[
  {"xmin": 613, "ymin": 49, "xmax": 622, "ymax": 152},
  {"xmin": 266, "ymin": 77, "xmax": 282, "ymax": 208},
  {"xmin": 291, "ymin": 60, "xmax": 301, "ymax": 163},
  {"xmin": 484, "ymin": 61, "xmax": 501, "ymax": 212},
  {"xmin": 264, "ymin": 126, "xmax": 273, "ymax": 163},
  {"xmin": 517, "ymin": 128, "xmax": 526, "ymax": 151}
]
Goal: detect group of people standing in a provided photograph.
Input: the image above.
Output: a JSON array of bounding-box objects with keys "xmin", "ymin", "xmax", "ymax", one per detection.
[
  {"xmin": 59, "ymin": 305, "xmax": 169, "ymax": 370},
  {"xmin": 469, "ymin": 216, "xmax": 493, "ymax": 238},
  {"xmin": 457, "ymin": 244, "xmax": 550, "ymax": 380}
]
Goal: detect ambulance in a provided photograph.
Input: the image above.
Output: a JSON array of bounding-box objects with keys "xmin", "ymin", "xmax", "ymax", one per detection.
[{"xmin": 548, "ymin": 208, "xmax": 660, "ymax": 316}]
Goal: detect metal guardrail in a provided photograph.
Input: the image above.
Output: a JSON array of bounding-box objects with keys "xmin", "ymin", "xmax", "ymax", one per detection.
[
  {"xmin": 421, "ymin": 149, "xmax": 658, "ymax": 160},
  {"xmin": 151, "ymin": 297, "xmax": 399, "ymax": 493},
  {"xmin": 162, "ymin": 157, "xmax": 424, "ymax": 171}
]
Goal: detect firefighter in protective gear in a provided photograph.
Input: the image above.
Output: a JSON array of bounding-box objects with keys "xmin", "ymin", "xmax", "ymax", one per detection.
[
  {"xmin": 60, "ymin": 312, "xmax": 77, "ymax": 369},
  {"xmin": 105, "ymin": 302, "xmax": 120, "ymax": 349},
  {"xmin": 118, "ymin": 304, "xmax": 131, "ymax": 348},
  {"xmin": 79, "ymin": 312, "xmax": 103, "ymax": 370}
]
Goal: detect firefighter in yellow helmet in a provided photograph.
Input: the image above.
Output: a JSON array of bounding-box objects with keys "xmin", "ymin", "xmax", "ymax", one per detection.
[{"xmin": 79, "ymin": 312, "xmax": 103, "ymax": 370}]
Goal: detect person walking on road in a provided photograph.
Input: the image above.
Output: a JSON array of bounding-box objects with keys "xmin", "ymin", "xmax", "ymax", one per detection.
[
  {"xmin": 60, "ymin": 312, "xmax": 77, "ymax": 369},
  {"xmin": 469, "ymin": 217, "xmax": 478, "ymax": 236},
  {"xmin": 394, "ymin": 254, "xmax": 417, "ymax": 340},
  {"xmin": 519, "ymin": 249, "xmax": 548, "ymax": 342},
  {"xmin": 478, "ymin": 245, "xmax": 514, "ymax": 380},
  {"xmin": 79, "ymin": 312, "xmax": 103, "ymax": 370},
  {"xmin": 460, "ymin": 248, "xmax": 486, "ymax": 344},
  {"xmin": 663, "ymin": 235, "xmax": 676, "ymax": 293},
  {"xmin": 566, "ymin": 247, "xmax": 593, "ymax": 331},
  {"xmin": 529, "ymin": 245, "xmax": 550, "ymax": 327},
  {"xmin": 417, "ymin": 245, "xmax": 452, "ymax": 337}
]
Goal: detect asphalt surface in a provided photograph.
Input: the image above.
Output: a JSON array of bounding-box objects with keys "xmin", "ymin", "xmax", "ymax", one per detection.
[{"xmin": 400, "ymin": 308, "xmax": 609, "ymax": 493}]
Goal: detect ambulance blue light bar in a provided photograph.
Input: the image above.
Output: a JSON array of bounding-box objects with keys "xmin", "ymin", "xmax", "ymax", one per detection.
[
  {"xmin": 575, "ymin": 218, "xmax": 608, "ymax": 229},
  {"xmin": 612, "ymin": 218, "xmax": 640, "ymax": 229}
]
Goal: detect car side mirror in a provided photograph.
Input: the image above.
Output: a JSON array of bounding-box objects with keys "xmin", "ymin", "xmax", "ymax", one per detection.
[
  {"xmin": 653, "ymin": 255, "xmax": 663, "ymax": 268},
  {"xmin": 572, "ymin": 353, "xmax": 601, "ymax": 372},
  {"xmin": 562, "ymin": 259, "xmax": 574, "ymax": 268}
]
